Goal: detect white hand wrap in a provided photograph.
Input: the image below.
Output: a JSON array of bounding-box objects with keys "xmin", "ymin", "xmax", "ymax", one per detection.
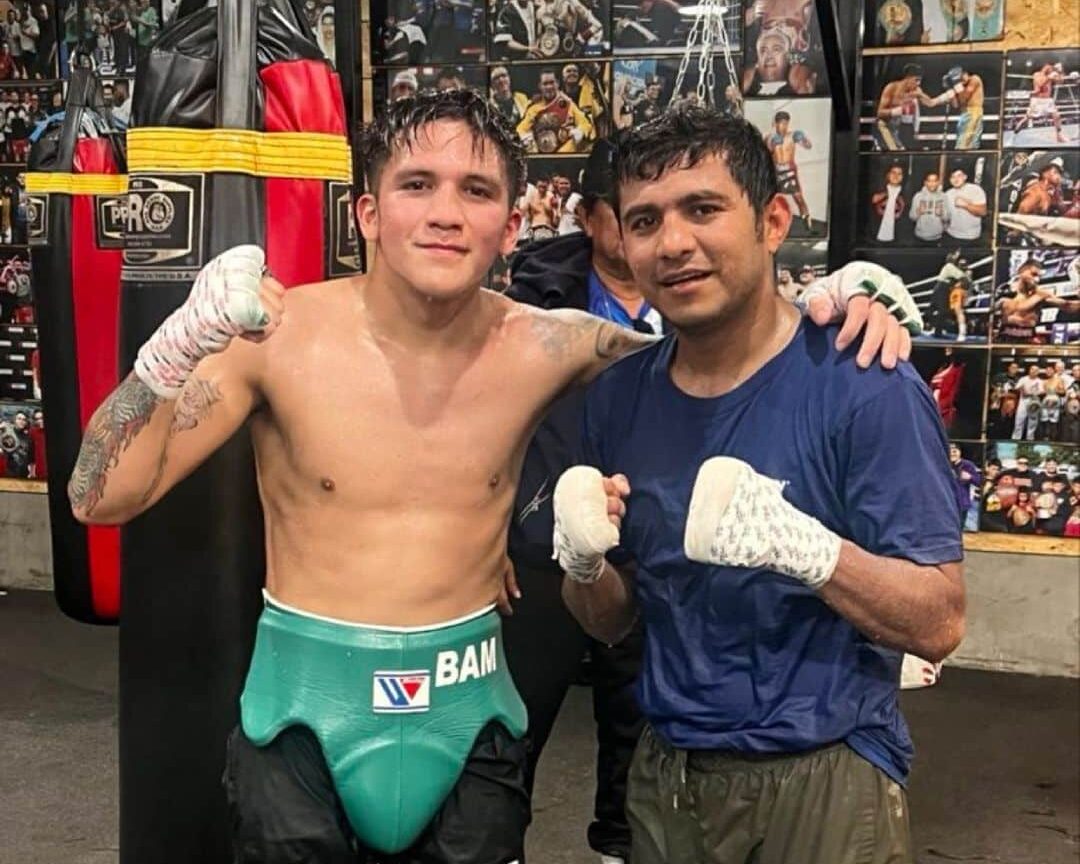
[
  {"xmin": 684, "ymin": 457, "xmax": 841, "ymax": 590},
  {"xmin": 133, "ymin": 245, "xmax": 270, "ymax": 399},
  {"xmin": 796, "ymin": 260, "xmax": 925, "ymax": 335},
  {"xmin": 553, "ymin": 466, "xmax": 619, "ymax": 584}
]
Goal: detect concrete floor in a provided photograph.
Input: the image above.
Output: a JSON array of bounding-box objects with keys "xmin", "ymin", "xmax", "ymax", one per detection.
[{"xmin": 1, "ymin": 588, "xmax": 1077, "ymax": 864}]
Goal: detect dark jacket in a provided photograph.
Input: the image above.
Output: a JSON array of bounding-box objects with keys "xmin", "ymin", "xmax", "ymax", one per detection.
[{"xmin": 506, "ymin": 232, "xmax": 593, "ymax": 568}]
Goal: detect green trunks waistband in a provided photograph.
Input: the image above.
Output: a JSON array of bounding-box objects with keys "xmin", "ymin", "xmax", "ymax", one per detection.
[{"xmin": 240, "ymin": 593, "xmax": 528, "ymax": 854}]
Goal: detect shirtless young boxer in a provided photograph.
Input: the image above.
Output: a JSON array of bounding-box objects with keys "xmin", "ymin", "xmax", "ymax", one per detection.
[
  {"xmin": 765, "ymin": 110, "xmax": 813, "ymax": 231},
  {"xmin": 68, "ymin": 89, "xmax": 913, "ymax": 864},
  {"xmin": 996, "ymin": 258, "xmax": 1080, "ymax": 343},
  {"xmin": 876, "ymin": 63, "xmax": 934, "ymax": 150},
  {"xmin": 1013, "ymin": 63, "xmax": 1069, "ymax": 144}
]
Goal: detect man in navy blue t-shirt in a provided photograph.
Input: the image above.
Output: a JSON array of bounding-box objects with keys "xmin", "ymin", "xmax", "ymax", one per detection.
[{"xmin": 552, "ymin": 107, "xmax": 966, "ymax": 864}]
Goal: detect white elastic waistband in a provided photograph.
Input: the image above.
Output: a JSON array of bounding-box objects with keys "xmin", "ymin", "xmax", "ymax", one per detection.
[{"xmin": 262, "ymin": 589, "xmax": 497, "ymax": 633}]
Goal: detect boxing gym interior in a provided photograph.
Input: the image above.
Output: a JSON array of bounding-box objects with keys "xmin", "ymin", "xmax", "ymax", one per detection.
[{"xmin": 1, "ymin": 1, "xmax": 1078, "ymax": 863}]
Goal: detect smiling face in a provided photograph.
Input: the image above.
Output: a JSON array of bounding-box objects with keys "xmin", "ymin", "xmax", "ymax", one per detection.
[
  {"xmin": 356, "ymin": 120, "xmax": 521, "ymax": 301},
  {"xmin": 618, "ymin": 153, "xmax": 789, "ymax": 335}
]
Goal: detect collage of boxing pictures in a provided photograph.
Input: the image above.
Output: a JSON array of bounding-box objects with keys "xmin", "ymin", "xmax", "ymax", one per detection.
[
  {"xmin": 859, "ymin": 1, "xmax": 1079, "ymax": 539},
  {"xmin": 370, "ymin": 0, "xmax": 841, "ymax": 291}
]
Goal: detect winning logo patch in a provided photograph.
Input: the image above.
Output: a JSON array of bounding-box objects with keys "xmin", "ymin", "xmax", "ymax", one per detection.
[{"xmin": 372, "ymin": 670, "xmax": 431, "ymax": 714}]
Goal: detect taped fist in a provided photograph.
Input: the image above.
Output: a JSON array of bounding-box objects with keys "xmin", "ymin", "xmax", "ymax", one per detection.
[
  {"xmin": 684, "ymin": 457, "xmax": 841, "ymax": 590},
  {"xmin": 798, "ymin": 260, "xmax": 922, "ymax": 368},
  {"xmin": 134, "ymin": 245, "xmax": 284, "ymax": 399},
  {"xmin": 553, "ymin": 466, "xmax": 628, "ymax": 583}
]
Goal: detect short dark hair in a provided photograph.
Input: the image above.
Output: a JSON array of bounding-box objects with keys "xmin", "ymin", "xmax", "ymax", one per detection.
[
  {"xmin": 774, "ymin": 110, "xmax": 790, "ymax": 123},
  {"xmin": 580, "ymin": 134, "xmax": 620, "ymax": 213},
  {"xmin": 356, "ymin": 88, "xmax": 526, "ymax": 205},
  {"xmin": 614, "ymin": 105, "xmax": 778, "ymax": 221}
]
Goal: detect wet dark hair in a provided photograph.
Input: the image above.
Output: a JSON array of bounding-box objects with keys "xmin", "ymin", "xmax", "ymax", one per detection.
[
  {"xmin": 614, "ymin": 104, "xmax": 778, "ymax": 222},
  {"xmin": 356, "ymin": 88, "xmax": 527, "ymax": 205}
]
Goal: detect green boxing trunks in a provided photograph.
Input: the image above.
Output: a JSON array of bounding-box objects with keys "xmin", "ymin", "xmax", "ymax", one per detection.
[{"xmin": 240, "ymin": 593, "xmax": 528, "ymax": 854}]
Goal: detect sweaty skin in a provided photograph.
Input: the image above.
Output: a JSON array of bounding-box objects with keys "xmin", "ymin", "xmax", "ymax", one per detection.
[{"xmin": 67, "ymin": 116, "xmax": 911, "ymax": 631}]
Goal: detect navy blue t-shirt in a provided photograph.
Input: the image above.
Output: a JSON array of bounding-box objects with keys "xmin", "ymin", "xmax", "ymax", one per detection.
[{"xmin": 581, "ymin": 321, "xmax": 963, "ymax": 784}]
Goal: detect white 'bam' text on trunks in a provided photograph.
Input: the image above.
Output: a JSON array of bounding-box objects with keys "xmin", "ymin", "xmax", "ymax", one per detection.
[{"xmin": 435, "ymin": 638, "xmax": 498, "ymax": 687}]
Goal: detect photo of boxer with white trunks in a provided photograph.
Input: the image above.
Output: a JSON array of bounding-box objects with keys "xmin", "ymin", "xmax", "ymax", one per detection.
[{"xmin": 65, "ymin": 89, "xmax": 916, "ymax": 864}]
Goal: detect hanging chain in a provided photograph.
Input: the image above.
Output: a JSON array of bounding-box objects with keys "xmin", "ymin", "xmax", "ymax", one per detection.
[{"xmin": 669, "ymin": 0, "xmax": 743, "ymax": 116}]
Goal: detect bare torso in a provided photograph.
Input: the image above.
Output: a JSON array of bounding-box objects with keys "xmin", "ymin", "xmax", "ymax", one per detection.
[
  {"xmin": 251, "ymin": 279, "xmax": 580, "ymax": 625},
  {"xmin": 526, "ymin": 191, "xmax": 556, "ymax": 228},
  {"xmin": 769, "ymin": 133, "xmax": 800, "ymax": 164}
]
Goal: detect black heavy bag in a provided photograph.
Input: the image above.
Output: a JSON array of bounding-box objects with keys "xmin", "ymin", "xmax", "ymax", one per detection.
[
  {"xmin": 26, "ymin": 68, "xmax": 127, "ymax": 625},
  {"xmin": 117, "ymin": 2, "xmax": 354, "ymax": 861}
]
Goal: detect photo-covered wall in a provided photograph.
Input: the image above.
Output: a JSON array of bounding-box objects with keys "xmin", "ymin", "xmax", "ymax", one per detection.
[{"xmin": 855, "ymin": 1, "xmax": 1080, "ymax": 540}]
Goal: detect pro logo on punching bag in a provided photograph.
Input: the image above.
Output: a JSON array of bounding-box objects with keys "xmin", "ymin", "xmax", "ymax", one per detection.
[
  {"xmin": 26, "ymin": 194, "xmax": 48, "ymax": 245},
  {"xmin": 94, "ymin": 194, "xmax": 127, "ymax": 248},
  {"xmin": 123, "ymin": 174, "xmax": 205, "ymax": 280}
]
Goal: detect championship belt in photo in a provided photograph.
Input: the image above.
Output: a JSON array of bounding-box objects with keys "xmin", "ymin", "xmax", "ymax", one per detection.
[
  {"xmin": 534, "ymin": 109, "xmax": 565, "ymax": 152},
  {"xmin": 539, "ymin": 23, "xmax": 561, "ymax": 56},
  {"xmin": 26, "ymin": 68, "xmax": 127, "ymax": 626},
  {"xmin": 117, "ymin": 1, "xmax": 356, "ymax": 862}
]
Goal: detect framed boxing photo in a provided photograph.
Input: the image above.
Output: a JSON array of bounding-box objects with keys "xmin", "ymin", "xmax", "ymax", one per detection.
[
  {"xmin": 371, "ymin": 0, "xmax": 487, "ymax": 66},
  {"xmin": 0, "ymin": 0, "xmax": 63, "ymax": 81},
  {"xmin": 0, "ymin": 248, "xmax": 32, "ymax": 325},
  {"xmin": 1002, "ymin": 49, "xmax": 1080, "ymax": 150},
  {"xmin": 517, "ymin": 156, "xmax": 587, "ymax": 244},
  {"xmin": 489, "ymin": 0, "xmax": 611, "ymax": 60},
  {"xmin": 946, "ymin": 441, "xmax": 985, "ymax": 533},
  {"xmin": 0, "ymin": 83, "xmax": 62, "ymax": 165},
  {"xmin": 859, "ymin": 153, "xmax": 996, "ymax": 248},
  {"xmin": 997, "ymin": 150, "xmax": 1080, "ymax": 249},
  {"xmin": 985, "ymin": 347, "xmax": 1080, "ymax": 444},
  {"xmin": 371, "ymin": 65, "xmax": 488, "ymax": 114},
  {"xmin": 0, "ymin": 399, "xmax": 43, "ymax": 479},
  {"xmin": 505, "ymin": 63, "xmax": 610, "ymax": 155},
  {"xmin": 855, "ymin": 248, "xmax": 994, "ymax": 345},
  {"xmin": 867, "ymin": 0, "xmax": 1005, "ymax": 47},
  {"xmin": 980, "ymin": 440, "xmax": 1079, "ymax": 536},
  {"xmin": 742, "ymin": 0, "xmax": 829, "ymax": 97},
  {"xmin": 0, "ymin": 167, "xmax": 25, "ymax": 245},
  {"xmin": 910, "ymin": 345, "xmax": 988, "ymax": 440},
  {"xmin": 613, "ymin": 0, "xmax": 742, "ymax": 55},
  {"xmin": 774, "ymin": 239, "xmax": 827, "ymax": 305},
  {"xmin": 612, "ymin": 55, "xmax": 741, "ymax": 131},
  {"xmin": 859, "ymin": 53, "xmax": 1002, "ymax": 153},
  {"xmin": 992, "ymin": 249, "xmax": 1080, "ymax": 346},
  {"xmin": 744, "ymin": 98, "xmax": 831, "ymax": 239}
]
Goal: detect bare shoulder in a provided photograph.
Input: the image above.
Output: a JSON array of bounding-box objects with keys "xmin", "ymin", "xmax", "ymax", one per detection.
[{"xmin": 501, "ymin": 297, "xmax": 658, "ymax": 384}]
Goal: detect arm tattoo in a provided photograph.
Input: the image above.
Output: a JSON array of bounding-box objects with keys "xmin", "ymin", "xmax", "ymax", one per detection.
[
  {"xmin": 529, "ymin": 312, "xmax": 577, "ymax": 362},
  {"xmin": 68, "ymin": 374, "xmax": 162, "ymax": 516},
  {"xmin": 594, "ymin": 320, "xmax": 655, "ymax": 360},
  {"xmin": 142, "ymin": 375, "xmax": 223, "ymax": 505},
  {"xmin": 171, "ymin": 376, "xmax": 223, "ymax": 435}
]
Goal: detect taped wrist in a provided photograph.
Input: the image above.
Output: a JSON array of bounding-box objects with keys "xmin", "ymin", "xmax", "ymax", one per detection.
[
  {"xmin": 552, "ymin": 466, "xmax": 619, "ymax": 584},
  {"xmin": 134, "ymin": 249, "xmax": 267, "ymax": 399}
]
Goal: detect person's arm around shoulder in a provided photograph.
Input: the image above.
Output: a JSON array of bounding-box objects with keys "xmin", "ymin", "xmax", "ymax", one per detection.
[{"xmin": 69, "ymin": 246, "xmax": 282, "ymax": 525}]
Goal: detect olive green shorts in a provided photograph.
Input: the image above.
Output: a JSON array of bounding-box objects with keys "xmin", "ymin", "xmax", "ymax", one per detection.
[{"xmin": 626, "ymin": 725, "xmax": 914, "ymax": 864}]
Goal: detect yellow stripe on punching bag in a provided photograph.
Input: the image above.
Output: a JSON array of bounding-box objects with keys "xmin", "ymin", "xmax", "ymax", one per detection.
[
  {"xmin": 25, "ymin": 172, "xmax": 130, "ymax": 195},
  {"xmin": 127, "ymin": 128, "xmax": 352, "ymax": 183}
]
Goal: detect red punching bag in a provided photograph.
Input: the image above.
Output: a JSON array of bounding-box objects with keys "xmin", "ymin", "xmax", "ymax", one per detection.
[
  {"xmin": 117, "ymin": 2, "xmax": 356, "ymax": 861},
  {"xmin": 26, "ymin": 69, "xmax": 127, "ymax": 625}
]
